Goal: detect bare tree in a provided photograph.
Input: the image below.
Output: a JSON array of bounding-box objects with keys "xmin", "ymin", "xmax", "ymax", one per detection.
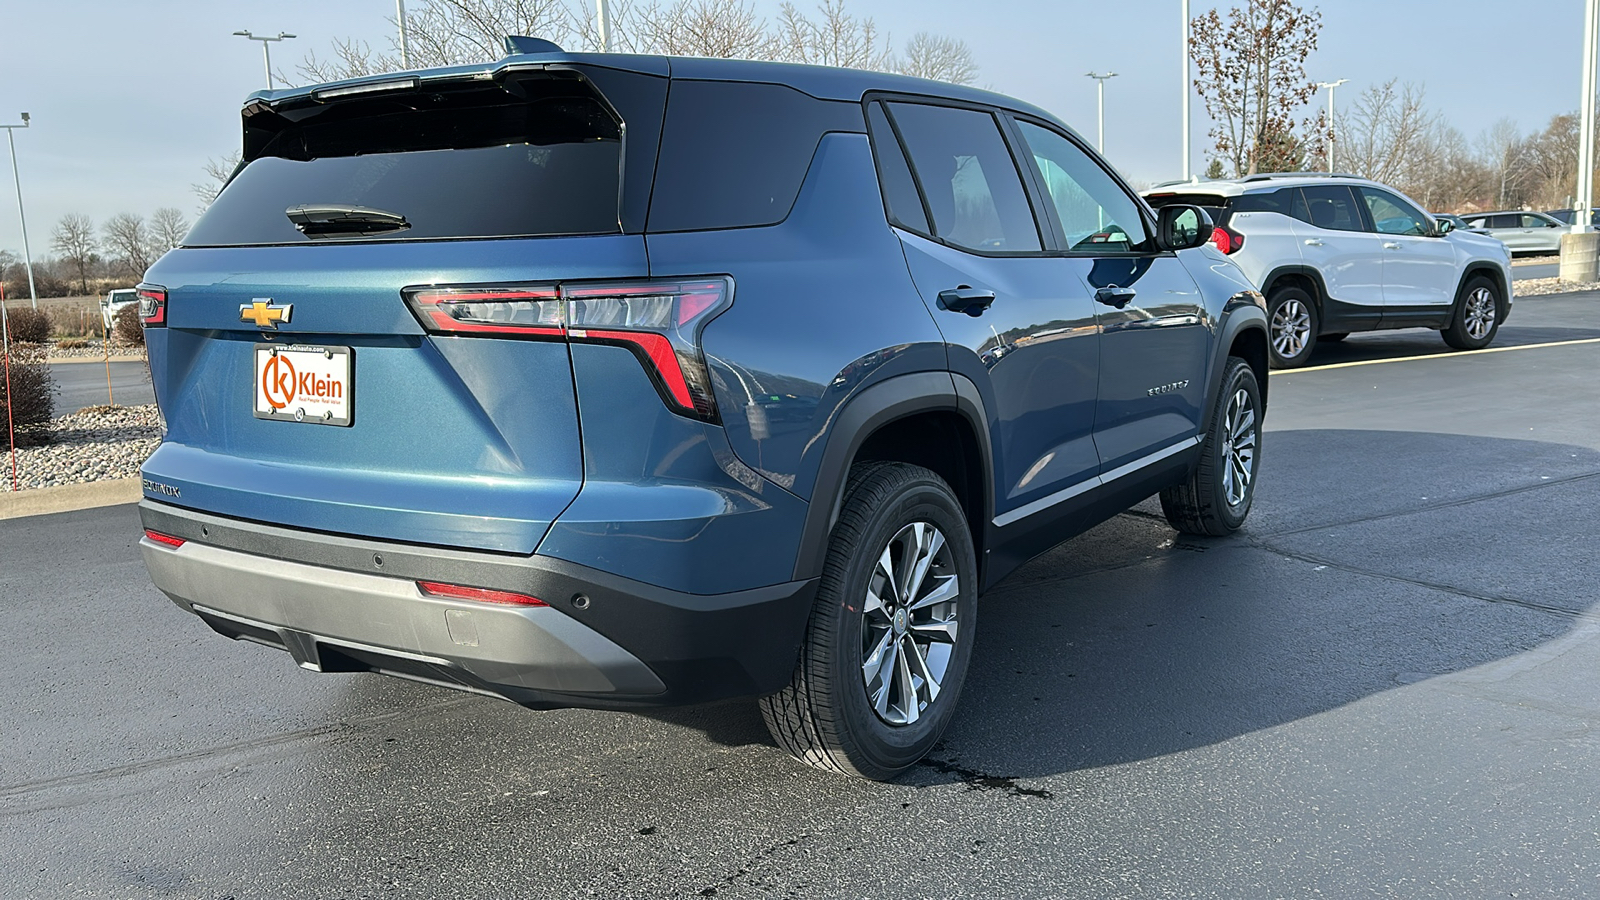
[
  {"xmin": 1190, "ymin": 0, "xmax": 1321, "ymax": 176},
  {"xmin": 150, "ymin": 207, "xmax": 191, "ymax": 254},
  {"xmin": 1477, "ymin": 119, "xmax": 1527, "ymax": 209},
  {"xmin": 103, "ymin": 213, "xmax": 154, "ymax": 279},
  {"xmin": 632, "ymin": 0, "xmax": 774, "ymax": 58},
  {"xmin": 50, "ymin": 213, "xmax": 98, "ymax": 295},
  {"xmin": 775, "ymin": 0, "xmax": 890, "ymax": 69},
  {"xmin": 1329, "ymin": 80, "xmax": 1437, "ymax": 187},
  {"xmin": 892, "ymin": 32, "xmax": 977, "ymax": 85},
  {"xmin": 192, "ymin": 151, "xmax": 242, "ymax": 213}
]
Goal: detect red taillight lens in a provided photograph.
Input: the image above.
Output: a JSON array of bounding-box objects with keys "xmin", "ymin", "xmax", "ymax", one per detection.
[
  {"xmin": 143, "ymin": 529, "xmax": 185, "ymax": 548},
  {"xmin": 417, "ymin": 580, "xmax": 547, "ymax": 607},
  {"xmin": 1209, "ymin": 226, "xmax": 1243, "ymax": 255},
  {"xmin": 403, "ymin": 278, "xmax": 731, "ymax": 421},
  {"xmin": 137, "ymin": 286, "xmax": 167, "ymax": 326}
]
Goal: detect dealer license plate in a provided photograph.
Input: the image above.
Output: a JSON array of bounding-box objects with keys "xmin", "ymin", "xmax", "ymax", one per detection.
[{"xmin": 253, "ymin": 344, "xmax": 353, "ymax": 426}]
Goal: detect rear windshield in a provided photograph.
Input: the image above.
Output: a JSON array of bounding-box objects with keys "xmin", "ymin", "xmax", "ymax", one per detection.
[{"xmin": 186, "ymin": 73, "xmax": 626, "ymax": 246}]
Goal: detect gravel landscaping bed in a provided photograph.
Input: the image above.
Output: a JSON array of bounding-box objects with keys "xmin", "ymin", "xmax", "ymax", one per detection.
[
  {"xmin": 47, "ymin": 340, "xmax": 145, "ymax": 359},
  {"xmin": 3, "ymin": 404, "xmax": 162, "ymax": 491},
  {"xmin": 1515, "ymin": 277, "xmax": 1600, "ymax": 297}
]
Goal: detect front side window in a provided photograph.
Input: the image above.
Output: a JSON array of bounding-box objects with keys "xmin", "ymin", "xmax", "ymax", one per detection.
[
  {"xmin": 1299, "ymin": 185, "xmax": 1366, "ymax": 233},
  {"xmin": 886, "ymin": 103, "xmax": 1041, "ymax": 253},
  {"xmin": 1520, "ymin": 213, "xmax": 1556, "ymax": 228},
  {"xmin": 1014, "ymin": 120, "xmax": 1150, "ymax": 252},
  {"xmin": 1360, "ymin": 188, "xmax": 1431, "ymax": 236}
]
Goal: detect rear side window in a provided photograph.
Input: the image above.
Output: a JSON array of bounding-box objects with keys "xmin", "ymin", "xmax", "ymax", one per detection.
[
  {"xmin": 1299, "ymin": 185, "xmax": 1367, "ymax": 233},
  {"xmin": 887, "ymin": 102, "xmax": 1041, "ymax": 253},
  {"xmin": 865, "ymin": 102, "xmax": 931, "ymax": 234},
  {"xmin": 647, "ymin": 81, "xmax": 864, "ymax": 233},
  {"xmin": 1232, "ymin": 189, "xmax": 1298, "ymax": 216},
  {"xmin": 187, "ymin": 72, "xmax": 637, "ymax": 246}
]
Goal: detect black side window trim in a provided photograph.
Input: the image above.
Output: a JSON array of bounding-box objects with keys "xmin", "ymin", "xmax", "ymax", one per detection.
[
  {"xmin": 865, "ymin": 100, "xmax": 938, "ymax": 240},
  {"xmin": 1003, "ymin": 110, "xmax": 1165, "ymax": 257},
  {"xmin": 862, "ymin": 92, "xmax": 1053, "ymax": 259}
]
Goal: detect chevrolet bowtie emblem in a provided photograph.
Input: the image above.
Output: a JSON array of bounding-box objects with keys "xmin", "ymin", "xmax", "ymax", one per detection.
[{"xmin": 240, "ymin": 299, "xmax": 293, "ymax": 329}]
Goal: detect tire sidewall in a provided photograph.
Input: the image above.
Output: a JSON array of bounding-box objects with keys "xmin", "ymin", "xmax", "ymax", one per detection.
[
  {"xmin": 1267, "ymin": 286, "xmax": 1320, "ymax": 368},
  {"xmin": 826, "ymin": 474, "xmax": 978, "ymax": 771},
  {"xmin": 1205, "ymin": 360, "xmax": 1263, "ymax": 530}
]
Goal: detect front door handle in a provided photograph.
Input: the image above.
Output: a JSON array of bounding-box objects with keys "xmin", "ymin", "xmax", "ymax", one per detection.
[
  {"xmin": 1094, "ymin": 285, "xmax": 1137, "ymax": 309},
  {"xmin": 1383, "ymin": 241, "xmax": 1401, "ymax": 249},
  {"xmin": 937, "ymin": 286, "xmax": 996, "ymax": 317},
  {"xmin": 1303, "ymin": 238, "xmax": 1325, "ymax": 246}
]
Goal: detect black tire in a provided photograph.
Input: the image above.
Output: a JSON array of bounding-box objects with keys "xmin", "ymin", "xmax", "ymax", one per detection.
[
  {"xmin": 760, "ymin": 462, "xmax": 978, "ymax": 780},
  {"xmin": 1317, "ymin": 332, "xmax": 1350, "ymax": 343},
  {"xmin": 1161, "ymin": 356, "xmax": 1263, "ymax": 536},
  {"xmin": 1266, "ymin": 285, "xmax": 1320, "ymax": 368},
  {"xmin": 1442, "ymin": 275, "xmax": 1502, "ymax": 350}
]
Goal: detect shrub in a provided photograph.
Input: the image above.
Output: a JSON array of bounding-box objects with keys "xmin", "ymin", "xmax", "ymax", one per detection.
[
  {"xmin": 57, "ymin": 338, "xmax": 89, "ymax": 350},
  {"xmin": 3, "ymin": 307, "xmax": 50, "ymax": 344},
  {"xmin": 114, "ymin": 303, "xmax": 145, "ymax": 346},
  {"xmin": 0, "ymin": 341, "xmax": 55, "ymax": 448}
]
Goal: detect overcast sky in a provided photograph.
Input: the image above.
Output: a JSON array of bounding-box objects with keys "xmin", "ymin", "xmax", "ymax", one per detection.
[{"xmin": 0, "ymin": 0, "xmax": 1588, "ymax": 260}]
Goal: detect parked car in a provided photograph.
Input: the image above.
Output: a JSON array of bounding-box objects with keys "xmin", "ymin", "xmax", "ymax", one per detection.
[
  {"xmin": 136, "ymin": 38, "xmax": 1270, "ymax": 781},
  {"xmin": 1460, "ymin": 210, "xmax": 1566, "ymax": 256},
  {"xmin": 1543, "ymin": 208, "xmax": 1600, "ymax": 227},
  {"xmin": 1145, "ymin": 173, "xmax": 1513, "ymax": 367},
  {"xmin": 100, "ymin": 288, "xmax": 138, "ymax": 332}
]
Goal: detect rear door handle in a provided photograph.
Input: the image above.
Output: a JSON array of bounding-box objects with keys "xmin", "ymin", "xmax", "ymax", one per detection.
[
  {"xmin": 1303, "ymin": 239, "xmax": 1324, "ymax": 246},
  {"xmin": 937, "ymin": 286, "xmax": 996, "ymax": 316},
  {"xmin": 1383, "ymin": 241, "xmax": 1401, "ymax": 250},
  {"xmin": 1094, "ymin": 286, "xmax": 1137, "ymax": 309}
]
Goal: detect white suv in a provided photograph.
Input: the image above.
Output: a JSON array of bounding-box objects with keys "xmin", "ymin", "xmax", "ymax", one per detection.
[{"xmin": 1145, "ymin": 174, "xmax": 1513, "ymax": 367}]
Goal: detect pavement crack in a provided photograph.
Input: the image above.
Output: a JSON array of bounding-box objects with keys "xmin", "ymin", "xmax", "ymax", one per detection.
[
  {"xmin": 917, "ymin": 758, "xmax": 1055, "ymax": 799},
  {"xmin": 0, "ymin": 696, "xmax": 477, "ymax": 802}
]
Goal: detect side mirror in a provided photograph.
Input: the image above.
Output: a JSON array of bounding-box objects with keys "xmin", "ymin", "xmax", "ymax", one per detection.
[
  {"xmin": 1158, "ymin": 204, "xmax": 1215, "ymax": 251},
  {"xmin": 1434, "ymin": 217, "xmax": 1455, "ymax": 235}
]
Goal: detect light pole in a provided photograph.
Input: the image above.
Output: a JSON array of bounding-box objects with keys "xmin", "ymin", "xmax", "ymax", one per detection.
[
  {"xmin": 1575, "ymin": 0, "xmax": 1598, "ymax": 234},
  {"xmin": 1315, "ymin": 79, "xmax": 1348, "ymax": 173},
  {"xmin": 396, "ymin": 0, "xmax": 410, "ymax": 68},
  {"xmin": 1, "ymin": 113, "xmax": 37, "ymax": 310},
  {"xmin": 1086, "ymin": 72, "xmax": 1118, "ymax": 155},
  {"xmin": 233, "ymin": 31, "xmax": 297, "ymax": 90},
  {"xmin": 597, "ymin": 0, "xmax": 612, "ymax": 52},
  {"xmin": 1181, "ymin": 0, "xmax": 1191, "ymax": 181}
]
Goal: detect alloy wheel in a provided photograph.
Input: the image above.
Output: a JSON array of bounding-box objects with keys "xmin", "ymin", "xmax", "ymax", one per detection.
[
  {"xmin": 1464, "ymin": 286, "xmax": 1496, "ymax": 340},
  {"xmin": 1221, "ymin": 387, "xmax": 1257, "ymax": 507},
  {"xmin": 1271, "ymin": 299, "xmax": 1312, "ymax": 359},
  {"xmin": 861, "ymin": 522, "xmax": 960, "ymax": 727}
]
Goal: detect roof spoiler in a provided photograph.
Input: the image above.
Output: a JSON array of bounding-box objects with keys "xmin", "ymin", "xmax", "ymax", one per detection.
[{"xmin": 504, "ymin": 35, "xmax": 564, "ymax": 56}]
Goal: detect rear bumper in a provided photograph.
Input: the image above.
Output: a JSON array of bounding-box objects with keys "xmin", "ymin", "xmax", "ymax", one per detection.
[{"xmin": 140, "ymin": 500, "xmax": 818, "ymax": 709}]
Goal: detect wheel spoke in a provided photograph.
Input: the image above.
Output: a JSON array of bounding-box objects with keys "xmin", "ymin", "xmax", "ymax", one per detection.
[
  {"xmin": 904, "ymin": 526, "xmax": 942, "ymax": 607},
  {"xmin": 909, "ymin": 573, "xmax": 959, "ymax": 610},
  {"xmin": 894, "ymin": 638, "xmax": 920, "ymax": 724},
  {"xmin": 910, "ymin": 617, "xmax": 958, "ymax": 643},
  {"xmin": 870, "ymin": 634, "xmax": 900, "ymax": 717},
  {"xmin": 862, "ymin": 628, "xmax": 894, "ymax": 686},
  {"xmin": 903, "ymin": 635, "xmax": 941, "ymax": 704},
  {"xmin": 876, "ymin": 547, "xmax": 899, "ymax": 606}
]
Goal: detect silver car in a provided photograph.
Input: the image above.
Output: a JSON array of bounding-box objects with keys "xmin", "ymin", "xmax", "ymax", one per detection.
[{"xmin": 1460, "ymin": 210, "xmax": 1566, "ymax": 256}]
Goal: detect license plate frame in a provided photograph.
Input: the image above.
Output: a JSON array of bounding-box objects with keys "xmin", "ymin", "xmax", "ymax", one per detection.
[{"xmin": 252, "ymin": 343, "xmax": 354, "ymax": 427}]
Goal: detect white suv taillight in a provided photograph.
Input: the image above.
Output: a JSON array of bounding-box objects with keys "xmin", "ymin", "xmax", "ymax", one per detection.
[{"xmin": 403, "ymin": 278, "xmax": 731, "ymax": 421}]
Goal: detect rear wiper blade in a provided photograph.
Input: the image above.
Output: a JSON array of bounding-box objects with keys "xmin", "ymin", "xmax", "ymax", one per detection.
[{"xmin": 286, "ymin": 204, "xmax": 410, "ymax": 237}]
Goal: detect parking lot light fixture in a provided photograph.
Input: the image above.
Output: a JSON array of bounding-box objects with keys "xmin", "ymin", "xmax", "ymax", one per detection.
[
  {"xmin": 1086, "ymin": 72, "xmax": 1118, "ymax": 154},
  {"xmin": 1, "ymin": 113, "xmax": 37, "ymax": 310},
  {"xmin": 1315, "ymin": 79, "xmax": 1349, "ymax": 173},
  {"xmin": 234, "ymin": 31, "xmax": 297, "ymax": 90}
]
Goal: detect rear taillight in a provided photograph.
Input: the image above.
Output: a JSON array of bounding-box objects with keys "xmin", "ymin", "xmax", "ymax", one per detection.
[
  {"xmin": 143, "ymin": 529, "xmax": 185, "ymax": 548},
  {"xmin": 417, "ymin": 580, "xmax": 547, "ymax": 607},
  {"xmin": 404, "ymin": 278, "xmax": 731, "ymax": 421},
  {"xmin": 1209, "ymin": 226, "xmax": 1244, "ymax": 255},
  {"xmin": 137, "ymin": 285, "xmax": 167, "ymax": 326}
]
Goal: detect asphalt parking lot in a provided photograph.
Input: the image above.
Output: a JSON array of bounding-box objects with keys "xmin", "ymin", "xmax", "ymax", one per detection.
[
  {"xmin": 48, "ymin": 359, "xmax": 156, "ymax": 412},
  {"xmin": 4, "ymin": 291, "xmax": 1600, "ymax": 898}
]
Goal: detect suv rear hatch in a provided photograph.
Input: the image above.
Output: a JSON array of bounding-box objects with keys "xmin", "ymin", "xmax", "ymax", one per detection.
[{"xmin": 141, "ymin": 58, "xmax": 668, "ymax": 554}]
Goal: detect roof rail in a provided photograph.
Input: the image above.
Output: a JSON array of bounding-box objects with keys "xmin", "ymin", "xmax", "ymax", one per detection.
[
  {"xmin": 1238, "ymin": 171, "xmax": 1362, "ymax": 183},
  {"xmin": 504, "ymin": 35, "xmax": 563, "ymax": 56}
]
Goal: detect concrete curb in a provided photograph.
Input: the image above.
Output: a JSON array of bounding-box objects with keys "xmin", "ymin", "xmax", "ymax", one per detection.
[
  {"xmin": 0, "ymin": 477, "xmax": 141, "ymax": 520},
  {"xmin": 48, "ymin": 355, "xmax": 147, "ymax": 365}
]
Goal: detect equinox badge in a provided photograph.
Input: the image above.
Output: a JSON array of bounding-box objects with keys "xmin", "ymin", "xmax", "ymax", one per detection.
[{"xmin": 241, "ymin": 299, "xmax": 293, "ymax": 329}]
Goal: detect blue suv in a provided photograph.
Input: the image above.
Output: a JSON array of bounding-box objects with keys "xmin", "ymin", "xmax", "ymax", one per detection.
[{"xmin": 137, "ymin": 39, "xmax": 1269, "ymax": 780}]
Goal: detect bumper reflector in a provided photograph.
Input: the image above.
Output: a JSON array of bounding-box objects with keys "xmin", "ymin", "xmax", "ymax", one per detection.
[
  {"xmin": 144, "ymin": 529, "xmax": 186, "ymax": 548},
  {"xmin": 417, "ymin": 580, "xmax": 548, "ymax": 607}
]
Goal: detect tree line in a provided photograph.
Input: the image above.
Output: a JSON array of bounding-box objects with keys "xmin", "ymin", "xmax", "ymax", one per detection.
[{"xmin": 0, "ymin": 208, "xmax": 189, "ymax": 300}]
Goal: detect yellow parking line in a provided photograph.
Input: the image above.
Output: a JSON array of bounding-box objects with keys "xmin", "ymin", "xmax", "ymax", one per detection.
[{"xmin": 1292, "ymin": 337, "xmax": 1600, "ymax": 373}]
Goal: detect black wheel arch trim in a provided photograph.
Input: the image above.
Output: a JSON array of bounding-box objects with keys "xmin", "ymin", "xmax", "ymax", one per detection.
[
  {"xmin": 1261, "ymin": 264, "xmax": 1330, "ymax": 313},
  {"xmin": 791, "ymin": 370, "xmax": 995, "ymax": 583},
  {"xmin": 1455, "ymin": 264, "xmax": 1511, "ymax": 319},
  {"xmin": 1201, "ymin": 296, "xmax": 1270, "ymax": 442}
]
